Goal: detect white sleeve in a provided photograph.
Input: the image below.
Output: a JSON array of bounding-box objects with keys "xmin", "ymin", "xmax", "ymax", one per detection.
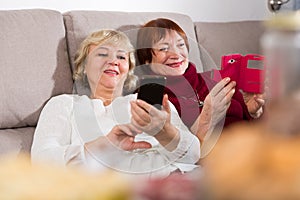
[
  {"xmin": 31, "ymin": 95, "xmax": 86, "ymax": 167},
  {"xmin": 159, "ymin": 101, "xmax": 201, "ymax": 164},
  {"xmin": 31, "ymin": 95, "xmax": 200, "ymax": 174},
  {"xmin": 84, "ymin": 100, "xmax": 201, "ymax": 174}
]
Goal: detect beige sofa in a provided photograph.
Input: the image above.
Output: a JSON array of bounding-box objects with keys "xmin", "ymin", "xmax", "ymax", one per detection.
[{"xmin": 0, "ymin": 9, "xmax": 265, "ymax": 157}]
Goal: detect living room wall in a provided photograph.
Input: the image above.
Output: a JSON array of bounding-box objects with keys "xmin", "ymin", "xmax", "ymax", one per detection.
[{"xmin": 0, "ymin": 0, "xmax": 271, "ymax": 22}]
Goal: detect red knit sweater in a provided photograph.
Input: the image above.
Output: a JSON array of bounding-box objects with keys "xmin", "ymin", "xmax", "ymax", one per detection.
[{"xmin": 163, "ymin": 63, "xmax": 252, "ymax": 128}]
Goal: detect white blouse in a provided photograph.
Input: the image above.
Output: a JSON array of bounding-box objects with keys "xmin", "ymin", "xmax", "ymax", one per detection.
[{"xmin": 31, "ymin": 94, "xmax": 200, "ymax": 177}]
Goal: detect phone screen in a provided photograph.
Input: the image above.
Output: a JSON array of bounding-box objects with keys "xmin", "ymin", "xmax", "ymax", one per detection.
[{"xmin": 137, "ymin": 75, "xmax": 166, "ymax": 110}]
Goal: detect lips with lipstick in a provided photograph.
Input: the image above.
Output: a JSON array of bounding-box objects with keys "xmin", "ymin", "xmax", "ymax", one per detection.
[
  {"xmin": 103, "ymin": 68, "xmax": 119, "ymax": 76},
  {"xmin": 166, "ymin": 61, "xmax": 184, "ymax": 68}
]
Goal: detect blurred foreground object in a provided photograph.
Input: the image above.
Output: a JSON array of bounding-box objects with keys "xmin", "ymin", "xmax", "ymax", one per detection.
[
  {"xmin": 0, "ymin": 154, "xmax": 131, "ymax": 200},
  {"xmin": 203, "ymin": 123, "xmax": 300, "ymax": 200},
  {"xmin": 261, "ymin": 11, "xmax": 300, "ymax": 134},
  {"xmin": 0, "ymin": 154, "xmax": 203, "ymax": 200},
  {"xmin": 202, "ymin": 12, "xmax": 300, "ymax": 200},
  {"xmin": 135, "ymin": 171, "xmax": 201, "ymax": 200}
]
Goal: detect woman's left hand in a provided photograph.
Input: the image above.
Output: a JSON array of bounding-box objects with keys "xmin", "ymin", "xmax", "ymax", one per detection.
[
  {"xmin": 130, "ymin": 94, "xmax": 170, "ymax": 136},
  {"xmin": 242, "ymin": 91, "xmax": 265, "ymax": 118},
  {"xmin": 130, "ymin": 94, "xmax": 179, "ymax": 150}
]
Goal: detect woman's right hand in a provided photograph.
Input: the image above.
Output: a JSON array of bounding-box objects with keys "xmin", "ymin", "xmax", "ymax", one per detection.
[
  {"xmin": 191, "ymin": 77, "xmax": 236, "ymax": 142},
  {"xmin": 106, "ymin": 124, "xmax": 152, "ymax": 151},
  {"xmin": 85, "ymin": 124, "xmax": 152, "ymax": 153}
]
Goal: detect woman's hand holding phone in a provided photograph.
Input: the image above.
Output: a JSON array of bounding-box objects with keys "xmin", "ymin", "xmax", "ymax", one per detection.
[
  {"xmin": 130, "ymin": 94, "xmax": 180, "ymax": 151},
  {"xmin": 191, "ymin": 77, "xmax": 236, "ymax": 142}
]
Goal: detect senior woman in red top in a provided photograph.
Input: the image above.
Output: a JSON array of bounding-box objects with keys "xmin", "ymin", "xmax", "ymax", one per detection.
[{"xmin": 136, "ymin": 18, "xmax": 265, "ymax": 146}]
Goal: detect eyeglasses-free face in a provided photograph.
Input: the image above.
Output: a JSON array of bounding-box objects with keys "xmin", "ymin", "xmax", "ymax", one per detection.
[
  {"xmin": 150, "ymin": 30, "xmax": 189, "ymax": 76},
  {"xmin": 85, "ymin": 44, "xmax": 130, "ymax": 98}
]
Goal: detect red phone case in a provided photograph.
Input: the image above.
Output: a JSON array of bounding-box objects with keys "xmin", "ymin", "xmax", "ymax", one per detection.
[{"xmin": 212, "ymin": 54, "xmax": 265, "ymax": 93}]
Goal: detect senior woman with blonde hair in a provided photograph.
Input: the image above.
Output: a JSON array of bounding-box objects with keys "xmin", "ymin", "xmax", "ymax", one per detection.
[
  {"xmin": 31, "ymin": 29, "xmax": 200, "ymax": 177},
  {"xmin": 73, "ymin": 30, "xmax": 137, "ymax": 96}
]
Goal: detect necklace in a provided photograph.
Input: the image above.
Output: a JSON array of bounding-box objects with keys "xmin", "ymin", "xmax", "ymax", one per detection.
[{"xmin": 177, "ymin": 90, "xmax": 204, "ymax": 107}]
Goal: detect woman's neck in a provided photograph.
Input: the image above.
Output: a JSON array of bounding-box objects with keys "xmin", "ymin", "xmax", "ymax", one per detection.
[{"xmin": 90, "ymin": 86, "xmax": 122, "ymax": 106}]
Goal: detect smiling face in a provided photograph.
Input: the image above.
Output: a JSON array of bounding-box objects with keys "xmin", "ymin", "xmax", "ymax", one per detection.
[
  {"xmin": 85, "ymin": 43, "xmax": 130, "ymax": 98},
  {"xmin": 150, "ymin": 30, "xmax": 189, "ymax": 76}
]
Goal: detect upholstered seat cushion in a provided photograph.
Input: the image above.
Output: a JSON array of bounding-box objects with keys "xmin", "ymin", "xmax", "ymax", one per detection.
[{"xmin": 0, "ymin": 127, "xmax": 35, "ymax": 156}]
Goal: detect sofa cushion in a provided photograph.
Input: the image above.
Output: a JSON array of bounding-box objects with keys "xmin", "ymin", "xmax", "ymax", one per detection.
[
  {"xmin": 63, "ymin": 11, "xmax": 203, "ymax": 95},
  {"xmin": 0, "ymin": 127, "xmax": 35, "ymax": 157},
  {"xmin": 195, "ymin": 21, "xmax": 265, "ymax": 68},
  {"xmin": 0, "ymin": 9, "xmax": 73, "ymax": 129}
]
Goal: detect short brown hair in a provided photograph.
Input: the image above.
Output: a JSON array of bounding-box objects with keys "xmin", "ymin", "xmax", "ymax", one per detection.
[{"xmin": 136, "ymin": 18, "xmax": 189, "ymax": 65}]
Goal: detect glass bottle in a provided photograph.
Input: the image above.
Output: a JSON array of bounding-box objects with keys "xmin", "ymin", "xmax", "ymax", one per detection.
[{"xmin": 261, "ymin": 11, "xmax": 300, "ymax": 134}]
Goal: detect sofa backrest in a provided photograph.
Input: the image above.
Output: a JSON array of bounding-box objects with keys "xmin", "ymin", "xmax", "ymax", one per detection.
[
  {"xmin": 0, "ymin": 9, "xmax": 73, "ymax": 129},
  {"xmin": 0, "ymin": 8, "xmax": 265, "ymax": 156},
  {"xmin": 63, "ymin": 11, "xmax": 204, "ymax": 95},
  {"xmin": 195, "ymin": 21, "xmax": 265, "ymax": 68}
]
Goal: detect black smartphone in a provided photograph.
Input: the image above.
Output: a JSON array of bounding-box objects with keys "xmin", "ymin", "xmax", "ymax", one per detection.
[{"xmin": 137, "ymin": 75, "xmax": 167, "ymax": 110}]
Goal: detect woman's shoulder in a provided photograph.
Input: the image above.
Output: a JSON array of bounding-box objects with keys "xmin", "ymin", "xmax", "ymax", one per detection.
[
  {"xmin": 48, "ymin": 94, "xmax": 79, "ymax": 101},
  {"xmin": 46, "ymin": 94, "xmax": 91, "ymax": 106},
  {"xmin": 41, "ymin": 94, "xmax": 95, "ymax": 116},
  {"xmin": 115, "ymin": 93, "xmax": 137, "ymax": 101}
]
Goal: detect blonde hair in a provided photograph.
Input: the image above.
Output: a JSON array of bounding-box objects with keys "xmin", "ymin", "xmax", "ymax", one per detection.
[{"xmin": 73, "ymin": 29, "xmax": 137, "ymax": 93}]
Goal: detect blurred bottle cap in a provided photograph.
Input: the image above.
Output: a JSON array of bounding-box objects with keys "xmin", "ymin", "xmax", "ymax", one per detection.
[{"xmin": 265, "ymin": 11, "xmax": 300, "ymax": 30}]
